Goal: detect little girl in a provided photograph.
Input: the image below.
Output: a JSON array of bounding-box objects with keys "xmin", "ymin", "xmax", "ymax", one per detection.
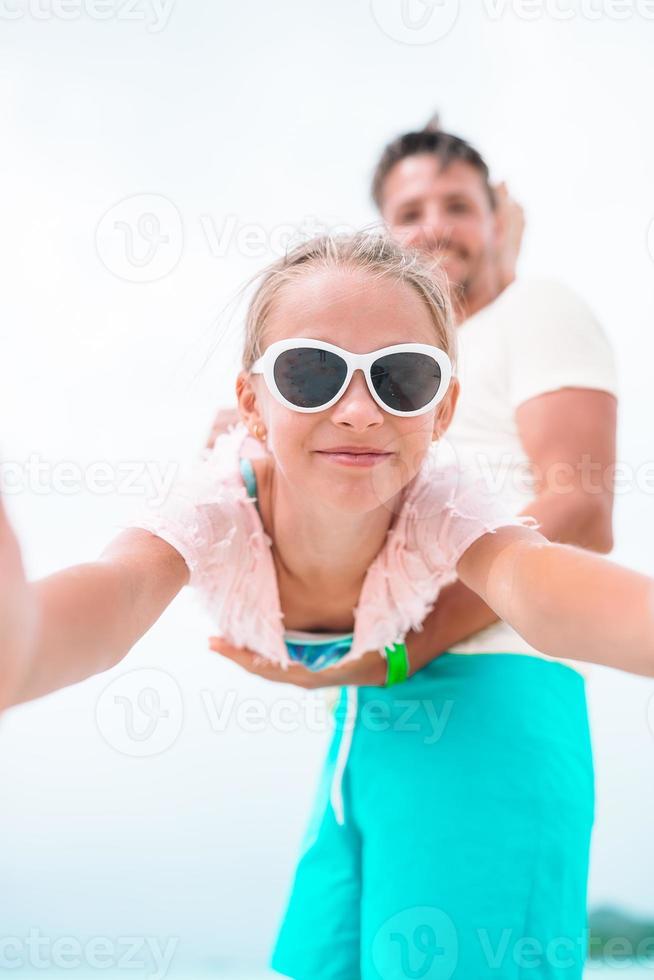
[{"xmin": 4, "ymin": 233, "xmax": 654, "ymax": 980}]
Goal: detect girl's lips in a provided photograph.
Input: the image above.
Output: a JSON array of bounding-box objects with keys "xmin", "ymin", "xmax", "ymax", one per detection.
[{"xmin": 316, "ymin": 451, "xmax": 392, "ymax": 468}]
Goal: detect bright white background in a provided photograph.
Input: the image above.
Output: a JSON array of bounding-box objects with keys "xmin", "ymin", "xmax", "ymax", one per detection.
[{"xmin": 1, "ymin": 1, "xmax": 654, "ymax": 976}]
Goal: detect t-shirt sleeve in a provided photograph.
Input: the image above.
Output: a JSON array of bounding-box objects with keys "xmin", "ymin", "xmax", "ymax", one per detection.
[
  {"xmin": 433, "ymin": 469, "xmax": 539, "ymax": 569},
  {"xmin": 503, "ymin": 279, "xmax": 619, "ymax": 410}
]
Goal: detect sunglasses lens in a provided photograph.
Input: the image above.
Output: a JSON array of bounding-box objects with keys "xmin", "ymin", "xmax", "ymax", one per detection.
[
  {"xmin": 274, "ymin": 347, "xmax": 348, "ymax": 409},
  {"xmin": 371, "ymin": 352, "xmax": 442, "ymax": 412}
]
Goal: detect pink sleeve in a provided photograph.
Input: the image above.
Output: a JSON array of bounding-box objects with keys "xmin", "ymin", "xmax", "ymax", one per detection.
[
  {"xmin": 348, "ymin": 460, "xmax": 539, "ymax": 660},
  {"xmin": 119, "ymin": 426, "xmax": 289, "ymax": 665},
  {"xmin": 120, "ymin": 426, "xmax": 248, "ymax": 589},
  {"xmin": 126, "ymin": 481, "xmax": 238, "ymax": 589},
  {"xmin": 435, "ymin": 469, "xmax": 539, "ymax": 567}
]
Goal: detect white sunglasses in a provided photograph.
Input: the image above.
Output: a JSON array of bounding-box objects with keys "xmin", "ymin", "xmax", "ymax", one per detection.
[{"xmin": 250, "ymin": 338, "xmax": 452, "ymax": 418}]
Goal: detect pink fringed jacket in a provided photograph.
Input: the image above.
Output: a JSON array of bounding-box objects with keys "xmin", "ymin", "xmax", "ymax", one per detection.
[{"xmin": 128, "ymin": 425, "xmax": 533, "ymax": 666}]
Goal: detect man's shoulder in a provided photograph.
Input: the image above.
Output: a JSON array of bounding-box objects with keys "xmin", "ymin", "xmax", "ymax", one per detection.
[
  {"xmin": 492, "ymin": 276, "xmax": 595, "ymax": 318},
  {"xmin": 486, "ymin": 276, "xmax": 611, "ymax": 350},
  {"xmin": 462, "ymin": 278, "xmax": 592, "ymax": 338},
  {"xmin": 485, "ymin": 277, "xmax": 618, "ymax": 402}
]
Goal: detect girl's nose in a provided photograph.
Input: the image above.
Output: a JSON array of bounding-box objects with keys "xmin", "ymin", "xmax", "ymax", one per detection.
[{"xmin": 330, "ymin": 369, "xmax": 384, "ymax": 430}]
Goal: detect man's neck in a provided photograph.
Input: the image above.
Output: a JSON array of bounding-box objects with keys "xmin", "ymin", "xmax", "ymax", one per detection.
[{"xmin": 453, "ymin": 270, "xmax": 506, "ymax": 325}]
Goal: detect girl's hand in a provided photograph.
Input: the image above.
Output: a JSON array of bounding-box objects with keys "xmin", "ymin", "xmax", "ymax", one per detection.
[
  {"xmin": 493, "ymin": 182, "xmax": 525, "ymax": 290},
  {"xmin": 0, "ymin": 495, "xmax": 38, "ymax": 710},
  {"xmin": 208, "ymin": 637, "xmax": 387, "ymax": 689}
]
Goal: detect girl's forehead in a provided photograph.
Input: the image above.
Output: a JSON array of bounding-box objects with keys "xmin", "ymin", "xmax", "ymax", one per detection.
[{"xmin": 264, "ymin": 266, "xmax": 436, "ymax": 347}]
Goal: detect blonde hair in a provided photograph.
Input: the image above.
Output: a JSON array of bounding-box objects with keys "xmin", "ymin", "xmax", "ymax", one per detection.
[{"xmin": 241, "ymin": 231, "xmax": 457, "ymax": 372}]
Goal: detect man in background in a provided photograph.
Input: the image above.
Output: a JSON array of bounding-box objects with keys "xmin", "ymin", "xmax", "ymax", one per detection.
[{"xmin": 367, "ymin": 117, "xmax": 618, "ymax": 670}]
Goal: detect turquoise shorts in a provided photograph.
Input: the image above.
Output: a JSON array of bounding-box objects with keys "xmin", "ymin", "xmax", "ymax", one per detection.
[{"xmin": 271, "ymin": 653, "xmax": 595, "ymax": 980}]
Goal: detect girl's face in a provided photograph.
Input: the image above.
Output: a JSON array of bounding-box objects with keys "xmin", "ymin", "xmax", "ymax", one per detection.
[{"xmin": 238, "ymin": 267, "xmax": 459, "ymax": 516}]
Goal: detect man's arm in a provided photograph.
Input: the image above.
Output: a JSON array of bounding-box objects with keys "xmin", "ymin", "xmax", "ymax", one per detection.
[
  {"xmin": 515, "ymin": 388, "xmax": 616, "ymax": 551},
  {"xmin": 493, "ymin": 182, "xmax": 525, "ymax": 290},
  {"xmin": 405, "ymin": 387, "xmax": 617, "ymax": 672}
]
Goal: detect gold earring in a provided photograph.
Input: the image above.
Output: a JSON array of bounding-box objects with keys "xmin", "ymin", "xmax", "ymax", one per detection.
[{"xmin": 253, "ymin": 423, "xmax": 266, "ymax": 442}]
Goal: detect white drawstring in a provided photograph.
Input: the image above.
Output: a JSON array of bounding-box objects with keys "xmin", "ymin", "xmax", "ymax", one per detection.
[{"xmin": 330, "ymin": 686, "xmax": 358, "ymax": 826}]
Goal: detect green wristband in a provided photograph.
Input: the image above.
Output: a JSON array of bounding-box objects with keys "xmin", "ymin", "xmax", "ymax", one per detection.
[{"xmin": 383, "ymin": 640, "xmax": 410, "ymax": 687}]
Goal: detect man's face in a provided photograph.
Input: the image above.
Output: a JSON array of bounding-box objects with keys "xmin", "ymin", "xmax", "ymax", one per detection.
[{"xmin": 380, "ymin": 154, "xmax": 499, "ymax": 298}]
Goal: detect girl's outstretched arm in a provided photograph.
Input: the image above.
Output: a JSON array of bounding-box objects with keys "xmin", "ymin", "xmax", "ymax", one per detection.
[
  {"xmin": 0, "ymin": 497, "xmax": 38, "ymax": 711},
  {"xmin": 457, "ymin": 526, "xmax": 654, "ymax": 677},
  {"xmin": 6, "ymin": 528, "xmax": 189, "ymax": 709}
]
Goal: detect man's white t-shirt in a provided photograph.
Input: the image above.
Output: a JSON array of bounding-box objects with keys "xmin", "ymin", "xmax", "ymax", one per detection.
[{"xmin": 441, "ymin": 278, "xmax": 619, "ymax": 665}]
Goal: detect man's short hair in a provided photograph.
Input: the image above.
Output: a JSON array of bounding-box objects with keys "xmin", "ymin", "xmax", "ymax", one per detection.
[{"xmin": 371, "ymin": 114, "xmax": 496, "ymax": 210}]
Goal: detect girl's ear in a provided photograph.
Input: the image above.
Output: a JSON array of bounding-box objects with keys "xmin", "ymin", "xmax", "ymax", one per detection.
[
  {"xmin": 236, "ymin": 371, "xmax": 265, "ymax": 437},
  {"xmin": 432, "ymin": 377, "xmax": 460, "ymax": 441}
]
